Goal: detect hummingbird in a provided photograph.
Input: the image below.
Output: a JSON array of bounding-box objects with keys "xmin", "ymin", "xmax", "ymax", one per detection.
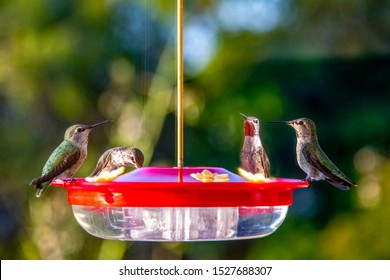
[
  {"xmin": 29, "ymin": 120, "xmax": 111, "ymax": 197},
  {"xmin": 272, "ymin": 117, "xmax": 357, "ymax": 190},
  {"xmin": 88, "ymin": 146, "xmax": 144, "ymax": 178},
  {"xmin": 240, "ymin": 113, "xmax": 271, "ymax": 178}
]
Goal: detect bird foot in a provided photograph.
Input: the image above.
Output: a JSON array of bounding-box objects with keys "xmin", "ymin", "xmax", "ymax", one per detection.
[
  {"xmin": 62, "ymin": 178, "xmax": 76, "ymax": 185},
  {"xmin": 302, "ymin": 177, "xmax": 312, "ymax": 185}
]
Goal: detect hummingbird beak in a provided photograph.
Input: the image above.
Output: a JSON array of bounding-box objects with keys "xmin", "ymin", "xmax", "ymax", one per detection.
[
  {"xmin": 239, "ymin": 113, "xmax": 248, "ymax": 120},
  {"xmin": 268, "ymin": 121, "xmax": 293, "ymax": 126},
  {"xmin": 87, "ymin": 119, "xmax": 112, "ymax": 129}
]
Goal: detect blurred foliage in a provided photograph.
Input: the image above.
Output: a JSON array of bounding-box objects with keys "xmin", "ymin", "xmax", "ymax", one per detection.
[{"xmin": 0, "ymin": 0, "xmax": 389, "ymax": 259}]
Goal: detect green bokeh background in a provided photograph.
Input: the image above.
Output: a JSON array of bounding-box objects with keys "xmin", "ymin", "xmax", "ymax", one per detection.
[{"xmin": 1, "ymin": 0, "xmax": 389, "ymax": 259}]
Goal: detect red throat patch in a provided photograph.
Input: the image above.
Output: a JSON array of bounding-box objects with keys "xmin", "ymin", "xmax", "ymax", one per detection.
[{"xmin": 244, "ymin": 122, "xmax": 255, "ymax": 136}]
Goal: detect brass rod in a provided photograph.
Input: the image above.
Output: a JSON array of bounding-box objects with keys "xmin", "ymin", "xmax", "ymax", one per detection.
[{"xmin": 176, "ymin": 0, "xmax": 184, "ymax": 168}]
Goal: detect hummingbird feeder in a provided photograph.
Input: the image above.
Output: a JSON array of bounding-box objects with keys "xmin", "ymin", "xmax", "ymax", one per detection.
[{"xmin": 51, "ymin": 0, "xmax": 308, "ymax": 241}]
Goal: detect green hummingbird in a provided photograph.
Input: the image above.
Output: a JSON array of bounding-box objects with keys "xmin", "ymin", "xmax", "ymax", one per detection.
[
  {"xmin": 88, "ymin": 146, "xmax": 144, "ymax": 177},
  {"xmin": 240, "ymin": 113, "xmax": 271, "ymax": 177},
  {"xmin": 272, "ymin": 117, "xmax": 357, "ymax": 190},
  {"xmin": 29, "ymin": 120, "xmax": 111, "ymax": 197}
]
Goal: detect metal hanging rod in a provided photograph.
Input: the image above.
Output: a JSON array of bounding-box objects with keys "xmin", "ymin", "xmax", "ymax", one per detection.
[{"xmin": 176, "ymin": 0, "xmax": 184, "ymax": 168}]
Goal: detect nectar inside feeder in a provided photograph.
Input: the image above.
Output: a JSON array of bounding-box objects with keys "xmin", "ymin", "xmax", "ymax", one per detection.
[{"xmin": 50, "ymin": 0, "xmax": 309, "ymax": 241}]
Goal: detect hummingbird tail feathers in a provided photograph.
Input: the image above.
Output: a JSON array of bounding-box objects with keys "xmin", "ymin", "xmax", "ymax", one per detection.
[
  {"xmin": 29, "ymin": 177, "xmax": 41, "ymax": 187},
  {"xmin": 326, "ymin": 176, "xmax": 357, "ymax": 191},
  {"xmin": 29, "ymin": 178, "xmax": 48, "ymax": 197},
  {"xmin": 35, "ymin": 188, "xmax": 45, "ymax": 198}
]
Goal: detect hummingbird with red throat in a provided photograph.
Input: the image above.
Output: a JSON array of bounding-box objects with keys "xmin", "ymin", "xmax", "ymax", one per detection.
[{"xmin": 240, "ymin": 113, "xmax": 271, "ymax": 178}]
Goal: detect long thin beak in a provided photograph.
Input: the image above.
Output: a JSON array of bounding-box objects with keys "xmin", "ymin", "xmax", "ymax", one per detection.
[
  {"xmin": 239, "ymin": 113, "xmax": 248, "ymax": 119},
  {"xmin": 87, "ymin": 119, "xmax": 112, "ymax": 129},
  {"xmin": 267, "ymin": 121, "xmax": 292, "ymax": 125}
]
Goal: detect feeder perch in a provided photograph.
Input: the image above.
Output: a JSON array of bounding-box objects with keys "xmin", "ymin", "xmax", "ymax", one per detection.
[{"xmin": 50, "ymin": 0, "xmax": 309, "ymax": 241}]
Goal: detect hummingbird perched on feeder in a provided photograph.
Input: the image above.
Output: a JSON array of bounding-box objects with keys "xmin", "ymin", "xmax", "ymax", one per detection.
[
  {"xmin": 88, "ymin": 147, "xmax": 144, "ymax": 178},
  {"xmin": 240, "ymin": 113, "xmax": 271, "ymax": 178},
  {"xmin": 29, "ymin": 120, "xmax": 111, "ymax": 197},
  {"xmin": 271, "ymin": 117, "xmax": 357, "ymax": 190}
]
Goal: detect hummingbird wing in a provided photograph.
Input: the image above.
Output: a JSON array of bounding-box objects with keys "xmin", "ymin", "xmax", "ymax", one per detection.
[
  {"xmin": 258, "ymin": 149, "xmax": 271, "ymax": 178},
  {"xmin": 250, "ymin": 148, "xmax": 271, "ymax": 177},
  {"xmin": 240, "ymin": 147, "xmax": 271, "ymax": 177},
  {"xmin": 302, "ymin": 146, "xmax": 356, "ymax": 190},
  {"xmin": 30, "ymin": 141, "xmax": 81, "ymax": 187}
]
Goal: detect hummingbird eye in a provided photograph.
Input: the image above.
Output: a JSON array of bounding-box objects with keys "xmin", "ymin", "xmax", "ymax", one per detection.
[
  {"xmin": 297, "ymin": 121, "xmax": 304, "ymax": 125},
  {"xmin": 76, "ymin": 127, "xmax": 85, "ymax": 133}
]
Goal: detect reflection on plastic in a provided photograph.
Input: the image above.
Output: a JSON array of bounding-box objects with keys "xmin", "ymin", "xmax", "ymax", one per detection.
[{"xmin": 72, "ymin": 205, "xmax": 288, "ymax": 241}]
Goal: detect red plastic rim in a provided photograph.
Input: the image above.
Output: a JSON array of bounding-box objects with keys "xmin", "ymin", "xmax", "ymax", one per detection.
[{"xmin": 51, "ymin": 167, "xmax": 309, "ymax": 207}]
